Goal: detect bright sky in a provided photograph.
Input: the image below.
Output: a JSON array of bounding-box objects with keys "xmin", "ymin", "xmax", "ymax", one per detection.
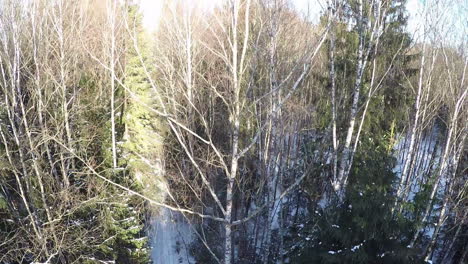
[
  {"xmin": 139, "ymin": 0, "xmax": 224, "ymax": 30},
  {"xmin": 139, "ymin": 0, "xmax": 466, "ymax": 43},
  {"xmin": 139, "ymin": 0, "xmax": 325, "ymax": 30},
  {"xmin": 407, "ymin": 0, "xmax": 424, "ymax": 39},
  {"xmin": 406, "ymin": 0, "xmax": 467, "ymax": 43}
]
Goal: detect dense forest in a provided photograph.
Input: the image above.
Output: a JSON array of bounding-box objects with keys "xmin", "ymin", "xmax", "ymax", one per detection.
[{"xmin": 0, "ymin": 0, "xmax": 466, "ymax": 263}]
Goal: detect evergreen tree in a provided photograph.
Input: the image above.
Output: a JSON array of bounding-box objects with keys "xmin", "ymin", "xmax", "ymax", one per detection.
[
  {"xmin": 292, "ymin": 1, "xmax": 421, "ymax": 263},
  {"xmin": 293, "ymin": 142, "xmax": 421, "ymax": 263},
  {"xmin": 121, "ymin": 5, "xmax": 166, "ymax": 203},
  {"xmin": 95, "ymin": 5, "xmax": 162, "ymax": 264}
]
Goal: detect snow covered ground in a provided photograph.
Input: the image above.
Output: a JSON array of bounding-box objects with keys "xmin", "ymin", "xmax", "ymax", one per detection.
[
  {"xmin": 393, "ymin": 125, "xmax": 442, "ymax": 201},
  {"xmin": 150, "ymin": 208, "xmax": 195, "ymax": 264}
]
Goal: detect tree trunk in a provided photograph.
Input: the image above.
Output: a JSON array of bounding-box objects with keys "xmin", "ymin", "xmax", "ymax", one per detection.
[
  {"xmin": 335, "ymin": 0, "xmax": 366, "ymax": 194},
  {"xmin": 410, "ymin": 89, "xmax": 466, "ymax": 247},
  {"xmin": 329, "ymin": 5, "xmax": 338, "ymax": 183}
]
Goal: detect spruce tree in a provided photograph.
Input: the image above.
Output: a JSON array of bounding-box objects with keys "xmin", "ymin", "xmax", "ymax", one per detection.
[
  {"xmin": 292, "ymin": 1, "xmax": 421, "ymax": 263},
  {"xmin": 95, "ymin": 6, "xmax": 159, "ymax": 264}
]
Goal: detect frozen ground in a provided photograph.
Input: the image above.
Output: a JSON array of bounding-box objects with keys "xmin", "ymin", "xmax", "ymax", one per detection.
[{"xmin": 151, "ymin": 208, "xmax": 195, "ymax": 264}]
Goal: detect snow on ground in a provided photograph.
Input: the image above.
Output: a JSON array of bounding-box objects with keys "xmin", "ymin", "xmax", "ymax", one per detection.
[
  {"xmin": 393, "ymin": 124, "xmax": 449, "ymax": 245},
  {"xmin": 151, "ymin": 208, "xmax": 195, "ymax": 264},
  {"xmin": 393, "ymin": 125, "xmax": 442, "ymax": 202}
]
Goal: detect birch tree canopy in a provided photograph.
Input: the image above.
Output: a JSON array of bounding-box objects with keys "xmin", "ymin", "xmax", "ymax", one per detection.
[{"xmin": 0, "ymin": 0, "xmax": 466, "ymax": 263}]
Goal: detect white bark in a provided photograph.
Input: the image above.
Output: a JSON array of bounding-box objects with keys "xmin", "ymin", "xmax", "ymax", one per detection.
[
  {"xmin": 262, "ymin": 1, "xmax": 282, "ymax": 262},
  {"xmin": 441, "ymin": 210, "xmax": 467, "ymax": 263},
  {"xmin": 224, "ymin": 1, "xmax": 245, "ymax": 262},
  {"xmin": 410, "ymin": 88, "xmax": 467, "ymax": 248},
  {"xmin": 335, "ymin": 0, "xmax": 367, "ymax": 194},
  {"xmin": 101, "ymin": 1, "xmax": 329, "ymax": 262},
  {"xmin": 329, "ymin": 0, "xmax": 338, "ymax": 183},
  {"xmin": 0, "ymin": 8, "xmax": 48, "ymax": 252},
  {"xmin": 107, "ymin": 0, "xmax": 118, "ymax": 169},
  {"xmin": 396, "ymin": 42, "xmax": 426, "ymax": 202},
  {"xmin": 424, "ymin": 109, "xmax": 466, "ymax": 259}
]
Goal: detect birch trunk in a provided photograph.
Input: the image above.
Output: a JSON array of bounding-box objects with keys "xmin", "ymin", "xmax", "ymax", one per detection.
[
  {"xmin": 334, "ymin": 0, "xmax": 388, "ymax": 195},
  {"xmin": 410, "ymin": 89, "xmax": 467, "ymax": 247},
  {"xmin": 0, "ymin": 15, "xmax": 50, "ymax": 256},
  {"xmin": 335, "ymin": 0, "xmax": 366, "ymax": 194},
  {"xmin": 225, "ymin": 1, "xmax": 241, "ymax": 262},
  {"xmin": 396, "ymin": 18, "xmax": 429, "ymax": 207},
  {"xmin": 347, "ymin": 18, "xmax": 388, "ymax": 178},
  {"xmin": 263, "ymin": 2, "xmax": 281, "ymax": 262},
  {"xmin": 329, "ymin": 1, "xmax": 338, "ymax": 183},
  {"xmin": 0, "ymin": 128, "xmax": 43, "ymax": 243},
  {"xmin": 108, "ymin": 0, "xmax": 118, "ymax": 170},
  {"xmin": 424, "ymin": 128, "xmax": 466, "ymax": 261},
  {"xmin": 441, "ymin": 210, "xmax": 467, "ymax": 263}
]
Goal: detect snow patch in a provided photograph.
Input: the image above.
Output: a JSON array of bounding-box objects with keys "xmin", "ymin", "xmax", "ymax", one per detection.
[
  {"xmin": 150, "ymin": 208, "xmax": 194, "ymax": 264},
  {"xmin": 351, "ymin": 242, "xmax": 363, "ymax": 252}
]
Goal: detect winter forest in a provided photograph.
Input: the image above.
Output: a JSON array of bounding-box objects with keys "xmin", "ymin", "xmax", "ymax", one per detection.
[{"xmin": 0, "ymin": 0, "xmax": 466, "ymax": 263}]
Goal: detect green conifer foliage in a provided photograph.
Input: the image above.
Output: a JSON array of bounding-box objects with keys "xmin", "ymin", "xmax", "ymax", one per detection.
[
  {"xmin": 292, "ymin": 1, "xmax": 422, "ymax": 263},
  {"xmin": 294, "ymin": 142, "xmax": 421, "ymax": 263},
  {"xmin": 97, "ymin": 197, "xmax": 150, "ymax": 263},
  {"xmin": 121, "ymin": 6, "xmax": 166, "ymax": 203},
  {"xmin": 95, "ymin": 6, "xmax": 165, "ymax": 264}
]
